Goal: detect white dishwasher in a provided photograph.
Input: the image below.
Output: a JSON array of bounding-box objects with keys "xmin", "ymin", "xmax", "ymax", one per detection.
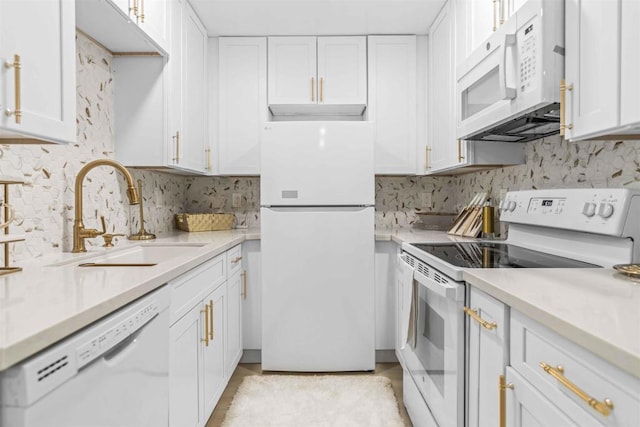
[{"xmin": 0, "ymin": 286, "xmax": 170, "ymax": 427}]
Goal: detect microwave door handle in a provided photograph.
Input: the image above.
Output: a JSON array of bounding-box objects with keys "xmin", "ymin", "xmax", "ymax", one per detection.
[{"xmin": 500, "ymin": 33, "xmax": 517, "ymax": 100}]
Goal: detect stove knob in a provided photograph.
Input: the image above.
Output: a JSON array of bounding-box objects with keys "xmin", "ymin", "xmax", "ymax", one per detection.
[
  {"xmin": 507, "ymin": 201, "xmax": 517, "ymax": 212},
  {"xmin": 598, "ymin": 203, "xmax": 615, "ymax": 218},
  {"xmin": 582, "ymin": 202, "xmax": 596, "ymax": 217}
]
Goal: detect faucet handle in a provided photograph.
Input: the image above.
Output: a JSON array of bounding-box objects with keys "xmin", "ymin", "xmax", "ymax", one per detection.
[{"xmin": 101, "ymin": 233, "xmax": 125, "ymax": 248}]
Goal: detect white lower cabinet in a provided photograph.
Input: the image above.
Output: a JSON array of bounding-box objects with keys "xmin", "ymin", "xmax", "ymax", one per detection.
[
  {"xmin": 169, "ymin": 244, "xmax": 243, "ymax": 427},
  {"xmin": 225, "ymin": 268, "xmax": 242, "ymax": 377},
  {"xmin": 506, "ymin": 367, "xmax": 578, "ymax": 427},
  {"xmin": 506, "ymin": 310, "xmax": 640, "ymax": 426},
  {"xmin": 375, "ymin": 241, "xmax": 398, "ymax": 351},
  {"xmin": 202, "ymin": 285, "xmax": 226, "ymax": 416},
  {"xmin": 169, "ymin": 303, "xmax": 203, "ymax": 427},
  {"xmin": 241, "ymin": 241, "xmax": 261, "ymax": 352},
  {"xmin": 465, "ymin": 287, "xmax": 508, "ymax": 427}
]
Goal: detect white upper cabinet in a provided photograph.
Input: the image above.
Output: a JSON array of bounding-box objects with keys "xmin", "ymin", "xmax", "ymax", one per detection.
[
  {"xmin": 456, "ymin": 0, "xmax": 526, "ymax": 67},
  {"xmin": 620, "ymin": 0, "xmax": 640, "ymax": 128},
  {"xmin": 268, "ymin": 36, "xmax": 367, "ymax": 114},
  {"xmin": 368, "ymin": 36, "xmax": 418, "ymax": 175},
  {"xmin": 428, "ymin": 1, "xmax": 456, "ymax": 172},
  {"xmin": 176, "ymin": 2, "xmax": 209, "ymax": 173},
  {"xmin": 139, "ymin": 0, "xmax": 171, "ymax": 52},
  {"xmin": 76, "ymin": 0, "xmax": 170, "ymax": 55},
  {"xmin": 218, "ymin": 37, "xmax": 267, "ymax": 175},
  {"xmin": 427, "ymin": 0, "xmax": 524, "ymax": 175},
  {"xmin": 564, "ymin": 0, "xmax": 640, "ymax": 140},
  {"xmin": 115, "ymin": 0, "xmax": 210, "ymax": 175},
  {"xmin": 316, "ymin": 37, "xmax": 367, "ymax": 105},
  {"xmin": 0, "ymin": 0, "xmax": 76, "ymax": 144},
  {"xmin": 268, "ymin": 37, "xmax": 317, "ymax": 105}
]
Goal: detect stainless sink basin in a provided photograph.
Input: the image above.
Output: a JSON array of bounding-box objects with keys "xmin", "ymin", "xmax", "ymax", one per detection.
[{"xmin": 48, "ymin": 243, "xmax": 207, "ymax": 267}]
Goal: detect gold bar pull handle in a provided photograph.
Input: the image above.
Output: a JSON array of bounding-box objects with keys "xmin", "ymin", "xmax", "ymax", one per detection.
[
  {"xmin": 231, "ymin": 256, "xmax": 243, "ymax": 265},
  {"xmin": 493, "ymin": 0, "xmax": 498, "ymax": 31},
  {"xmin": 320, "ymin": 77, "xmax": 324, "ymax": 103},
  {"xmin": 209, "ymin": 300, "xmax": 214, "ymax": 339},
  {"xmin": 200, "ymin": 304, "xmax": 210, "ymax": 346},
  {"xmin": 4, "ymin": 54, "xmax": 22, "ymax": 124},
  {"xmin": 539, "ymin": 362, "xmax": 614, "ymax": 416},
  {"xmin": 172, "ymin": 131, "xmax": 180, "ymax": 163},
  {"xmin": 205, "ymin": 147, "xmax": 211, "ymax": 171},
  {"xmin": 463, "ymin": 306, "xmax": 497, "ymax": 330},
  {"xmin": 140, "ymin": 0, "xmax": 145, "ymax": 23},
  {"xmin": 425, "ymin": 146, "xmax": 431, "ymax": 171},
  {"xmin": 499, "ymin": 0, "xmax": 505, "ymax": 24},
  {"xmin": 241, "ymin": 271, "xmax": 247, "ymax": 299},
  {"xmin": 132, "ymin": 0, "xmax": 139, "ymax": 18},
  {"xmin": 311, "ymin": 77, "xmax": 315, "ymax": 102},
  {"xmin": 499, "ymin": 374, "xmax": 514, "ymax": 427},
  {"xmin": 457, "ymin": 139, "xmax": 465, "ymax": 162},
  {"xmin": 559, "ymin": 79, "xmax": 574, "ymax": 136}
]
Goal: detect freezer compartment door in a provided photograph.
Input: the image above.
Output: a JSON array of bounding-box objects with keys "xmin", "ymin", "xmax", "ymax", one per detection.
[
  {"xmin": 261, "ymin": 122, "xmax": 374, "ymax": 206},
  {"xmin": 261, "ymin": 206, "xmax": 375, "ymax": 371}
]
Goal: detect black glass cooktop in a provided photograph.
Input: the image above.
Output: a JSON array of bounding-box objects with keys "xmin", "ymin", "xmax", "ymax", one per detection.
[{"xmin": 412, "ymin": 242, "xmax": 601, "ymax": 269}]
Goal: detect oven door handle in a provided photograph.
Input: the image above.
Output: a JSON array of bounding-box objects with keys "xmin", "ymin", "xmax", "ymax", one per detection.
[{"xmin": 414, "ymin": 270, "xmax": 464, "ymax": 301}]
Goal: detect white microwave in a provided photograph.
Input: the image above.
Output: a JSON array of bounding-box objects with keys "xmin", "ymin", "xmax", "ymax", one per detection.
[{"xmin": 456, "ymin": 0, "xmax": 564, "ymax": 142}]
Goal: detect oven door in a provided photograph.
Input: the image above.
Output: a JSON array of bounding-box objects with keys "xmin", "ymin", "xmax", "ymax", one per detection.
[
  {"xmin": 456, "ymin": 19, "xmax": 518, "ymax": 140},
  {"xmin": 402, "ymin": 268, "xmax": 465, "ymax": 427}
]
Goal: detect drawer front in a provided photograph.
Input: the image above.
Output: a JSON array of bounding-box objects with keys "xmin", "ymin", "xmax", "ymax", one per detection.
[
  {"xmin": 510, "ymin": 311, "xmax": 640, "ymax": 426},
  {"xmin": 227, "ymin": 244, "xmax": 243, "ymax": 277},
  {"xmin": 170, "ymin": 254, "xmax": 227, "ymax": 324}
]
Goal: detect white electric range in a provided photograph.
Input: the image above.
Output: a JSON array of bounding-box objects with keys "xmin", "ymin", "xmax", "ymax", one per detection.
[{"xmin": 398, "ymin": 188, "xmax": 640, "ymax": 427}]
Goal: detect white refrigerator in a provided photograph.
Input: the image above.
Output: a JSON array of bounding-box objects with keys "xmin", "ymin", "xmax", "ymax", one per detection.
[{"xmin": 261, "ymin": 121, "xmax": 375, "ymax": 372}]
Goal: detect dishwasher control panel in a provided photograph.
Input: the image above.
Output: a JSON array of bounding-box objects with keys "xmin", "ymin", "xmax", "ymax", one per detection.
[{"xmin": 76, "ymin": 302, "xmax": 159, "ymax": 368}]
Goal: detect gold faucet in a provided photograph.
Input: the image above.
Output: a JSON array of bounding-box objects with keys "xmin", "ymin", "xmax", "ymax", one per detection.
[{"xmin": 72, "ymin": 159, "xmax": 140, "ymax": 253}]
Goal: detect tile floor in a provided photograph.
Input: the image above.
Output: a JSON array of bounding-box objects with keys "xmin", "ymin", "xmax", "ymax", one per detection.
[{"xmin": 207, "ymin": 363, "xmax": 412, "ymax": 426}]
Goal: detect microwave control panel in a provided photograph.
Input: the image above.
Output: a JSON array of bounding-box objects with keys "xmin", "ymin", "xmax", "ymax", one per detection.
[{"xmin": 518, "ymin": 17, "xmax": 538, "ymax": 94}]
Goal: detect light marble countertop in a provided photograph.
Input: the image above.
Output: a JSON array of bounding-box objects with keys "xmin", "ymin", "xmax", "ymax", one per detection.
[
  {"xmin": 463, "ymin": 268, "xmax": 640, "ymax": 378},
  {"xmin": 2, "ymin": 226, "xmax": 638, "ymax": 380},
  {"xmin": 0, "ymin": 229, "xmax": 259, "ymax": 371}
]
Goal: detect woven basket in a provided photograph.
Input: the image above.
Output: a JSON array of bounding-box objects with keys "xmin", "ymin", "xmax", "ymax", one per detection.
[{"xmin": 175, "ymin": 213, "xmax": 235, "ymax": 232}]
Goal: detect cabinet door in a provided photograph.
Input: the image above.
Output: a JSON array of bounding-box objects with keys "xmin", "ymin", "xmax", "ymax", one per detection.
[
  {"xmin": 466, "ymin": 288, "xmax": 507, "ymax": 427},
  {"xmin": 176, "ymin": 3, "xmax": 208, "ymax": 174},
  {"xmin": 170, "ymin": 305, "xmax": 204, "ymax": 427},
  {"xmin": 242, "ymin": 241, "xmax": 261, "ymax": 350},
  {"xmin": 218, "ymin": 37, "xmax": 267, "ymax": 175},
  {"xmin": 0, "ymin": 0, "xmax": 75, "ymax": 144},
  {"xmin": 317, "ymin": 36, "xmax": 367, "ymax": 105},
  {"xmin": 268, "ymin": 37, "xmax": 317, "ymax": 105},
  {"xmin": 620, "ymin": 0, "xmax": 640, "ymax": 127},
  {"xmin": 202, "ymin": 285, "xmax": 226, "ymax": 417},
  {"xmin": 168, "ymin": 0, "xmax": 184, "ymax": 169},
  {"xmin": 139, "ymin": 0, "xmax": 170, "ymax": 54},
  {"xmin": 375, "ymin": 241, "xmax": 397, "ymax": 350},
  {"xmin": 565, "ymin": 0, "xmax": 620, "ymax": 140},
  {"xmin": 428, "ymin": 1, "xmax": 458, "ymax": 172},
  {"xmin": 456, "ymin": 0, "xmax": 496, "ymax": 66},
  {"xmin": 368, "ymin": 36, "xmax": 417, "ymax": 175},
  {"xmin": 225, "ymin": 271, "xmax": 243, "ymax": 377},
  {"xmin": 506, "ymin": 367, "xmax": 578, "ymax": 427}
]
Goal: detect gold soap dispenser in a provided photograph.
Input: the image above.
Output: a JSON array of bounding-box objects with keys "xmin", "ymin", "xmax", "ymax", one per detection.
[{"xmin": 129, "ymin": 179, "xmax": 156, "ymax": 240}]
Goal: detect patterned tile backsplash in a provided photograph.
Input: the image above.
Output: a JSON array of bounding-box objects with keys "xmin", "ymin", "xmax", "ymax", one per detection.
[
  {"xmin": 1, "ymin": 34, "xmax": 638, "ymax": 264},
  {"xmin": 0, "ymin": 33, "xmax": 186, "ymax": 262}
]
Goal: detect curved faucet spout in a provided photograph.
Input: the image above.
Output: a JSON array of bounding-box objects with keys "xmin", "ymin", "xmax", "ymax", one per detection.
[{"xmin": 72, "ymin": 159, "xmax": 140, "ymax": 253}]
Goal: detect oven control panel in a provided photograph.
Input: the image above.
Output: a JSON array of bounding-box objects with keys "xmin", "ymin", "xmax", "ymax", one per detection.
[{"xmin": 500, "ymin": 189, "xmax": 640, "ymax": 237}]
